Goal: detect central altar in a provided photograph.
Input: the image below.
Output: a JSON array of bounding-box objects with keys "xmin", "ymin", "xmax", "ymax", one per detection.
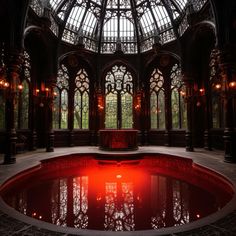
[{"xmin": 98, "ymin": 129, "xmax": 138, "ymax": 151}]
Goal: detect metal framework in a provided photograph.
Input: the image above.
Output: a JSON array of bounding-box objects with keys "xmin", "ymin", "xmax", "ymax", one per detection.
[{"xmin": 47, "ymin": 0, "xmax": 190, "ymax": 53}]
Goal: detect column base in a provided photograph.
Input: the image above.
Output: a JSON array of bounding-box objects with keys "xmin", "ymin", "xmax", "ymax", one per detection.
[
  {"xmin": 224, "ymin": 155, "xmax": 236, "ymax": 163},
  {"xmin": 3, "ymin": 156, "xmax": 16, "ymax": 164},
  {"xmin": 46, "ymin": 147, "xmax": 54, "ymax": 152},
  {"xmin": 186, "ymin": 146, "xmax": 194, "ymax": 152}
]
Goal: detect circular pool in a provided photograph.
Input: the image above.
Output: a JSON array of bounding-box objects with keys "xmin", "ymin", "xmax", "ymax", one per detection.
[{"xmin": 0, "ymin": 153, "xmax": 234, "ymax": 233}]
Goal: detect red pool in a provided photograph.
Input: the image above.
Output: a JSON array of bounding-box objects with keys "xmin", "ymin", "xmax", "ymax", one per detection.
[{"xmin": 0, "ymin": 153, "xmax": 234, "ymax": 231}]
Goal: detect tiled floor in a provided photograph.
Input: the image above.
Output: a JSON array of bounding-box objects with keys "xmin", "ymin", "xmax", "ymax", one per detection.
[{"xmin": 0, "ymin": 146, "xmax": 236, "ymax": 236}]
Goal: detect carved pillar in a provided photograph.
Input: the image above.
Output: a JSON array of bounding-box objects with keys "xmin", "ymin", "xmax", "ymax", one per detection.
[
  {"xmin": 45, "ymin": 86, "xmax": 54, "ymax": 152},
  {"xmin": 4, "ymin": 51, "xmax": 23, "ymax": 164},
  {"xmin": 29, "ymin": 86, "xmax": 37, "ymax": 150},
  {"xmin": 218, "ymin": 50, "xmax": 236, "ymax": 162},
  {"xmin": 183, "ymin": 75, "xmax": 194, "ymax": 152},
  {"xmin": 204, "ymin": 67, "xmax": 212, "ymax": 151}
]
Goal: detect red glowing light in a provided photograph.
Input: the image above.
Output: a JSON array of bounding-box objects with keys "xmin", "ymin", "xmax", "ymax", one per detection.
[
  {"xmin": 229, "ymin": 81, "xmax": 236, "ymax": 88},
  {"xmin": 196, "ymin": 214, "xmax": 200, "ymax": 218},
  {"xmin": 116, "ymin": 174, "xmax": 122, "ymax": 179},
  {"xmin": 18, "ymin": 84, "xmax": 23, "ymax": 90}
]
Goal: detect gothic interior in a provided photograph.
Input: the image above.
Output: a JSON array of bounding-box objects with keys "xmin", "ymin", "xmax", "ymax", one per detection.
[{"xmin": 0, "ymin": 0, "xmax": 236, "ymax": 235}]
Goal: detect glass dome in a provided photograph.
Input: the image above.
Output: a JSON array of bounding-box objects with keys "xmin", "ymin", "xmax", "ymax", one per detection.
[
  {"xmin": 48, "ymin": 0, "xmax": 190, "ymax": 53},
  {"xmin": 28, "ymin": 0, "xmax": 207, "ymax": 53}
]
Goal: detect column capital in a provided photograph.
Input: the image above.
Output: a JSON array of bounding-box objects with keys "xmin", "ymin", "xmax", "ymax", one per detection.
[{"xmin": 5, "ymin": 51, "xmax": 24, "ymax": 77}]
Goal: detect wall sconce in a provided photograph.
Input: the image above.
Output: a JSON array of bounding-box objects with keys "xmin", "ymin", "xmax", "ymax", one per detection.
[
  {"xmin": 212, "ymin": 76, "xmax": 236, "ymax": 97},
  {"xmin": 134, "ymin": 91, "xmax": 142, "ymax": 111},
  {"xmin": 96, "ymin": 88, "xmax": 104, "ymax": 111},
  {"xmin": 34, "ymin": 85, "xmax": 57, "ymax": 107},
  {"xmin": 180, "ymin": 85, "xmax": 205, "ymax": 106}
]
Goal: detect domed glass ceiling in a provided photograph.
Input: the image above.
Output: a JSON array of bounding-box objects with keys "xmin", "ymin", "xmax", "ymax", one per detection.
[{"xmin": 47, "ymin": 0, "xmax": 191, "ymax": 53}]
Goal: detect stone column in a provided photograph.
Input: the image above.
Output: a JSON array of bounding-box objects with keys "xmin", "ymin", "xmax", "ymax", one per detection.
[
  {"xmin": 4, "ymin": 51, "xmax": 23, "ymax": 164},
  {"xmin": 204, "ymin": 71, "xmax": 212, "ymax": 151},
  {"xmin": 183, "ymin": 74, "xmax": 194, "ymax": 152},
  {"xmin": 29, "ymin": 87, "xmax": 37, "ymax": 150},
  {"xmin": 45, "ymin": 86, "xmax": 54, "ymax": 152},
  {"xmin": 219, "ymin": 50, "xmax": 236, "ymax": 162}
]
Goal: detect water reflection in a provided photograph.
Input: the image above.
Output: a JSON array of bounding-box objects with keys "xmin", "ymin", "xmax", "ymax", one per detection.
[{"xmin": 2, "ymin": 159, "xmax": 228, "ymax": 231}]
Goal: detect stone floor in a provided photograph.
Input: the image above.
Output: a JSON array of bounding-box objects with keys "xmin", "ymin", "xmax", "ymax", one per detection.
[{"xmin": 0, "ymin": 146, "xmax": 236, "ymax": 236}]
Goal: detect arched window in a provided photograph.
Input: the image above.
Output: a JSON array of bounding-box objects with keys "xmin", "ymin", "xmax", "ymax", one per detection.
[
  {"xmin": 170, "ymin": 64, "xmax": 186, "ymax": 129},
  {"xmin": 53, "ymin": 64, "xmax": 69, "ymax": 129},
  {"xmin": 74, "ymin": 69, "xmax": 89, "ymax": 129},
  {"xmin": 150, "ymin": 68, "xmax": 165, "ymax": 129},
  {"xmin": 18, "ymin": 51, "xmax": 30, "ymax": 129},
  {"xmin": 105, "ymin": 65, "xmax": 133, "ymax": 129}
]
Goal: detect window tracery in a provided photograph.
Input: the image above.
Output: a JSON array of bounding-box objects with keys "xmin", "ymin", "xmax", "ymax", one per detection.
[
  {"xmin": 105, "ymin": 65, "xmax": 133, "ymax": 129},
  {"xmin": 150, "ymin": 68, "xmax": 165, "ymax": 129},
  {"xmin": 209, "ymin": 49, "xmax": 224, "ymax": 129},
  {"xmin": 74, "ymin": 69, "xmax": 89, "ymax": 129},
  {"xmin": 170, "ymin": 64, "xmax": 186, "ymax": 129},
  {"xmin": 47, "ymin": 0, "xmax": 198, "ymax": 53},
  {"xmin": 53, "ymin": 64, "xmax": 69, "ymax": 129}
]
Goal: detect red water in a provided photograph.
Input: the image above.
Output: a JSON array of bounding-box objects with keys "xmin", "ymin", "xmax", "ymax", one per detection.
[{"xmin": 0, "ymin": 155, "xmax": 233, "ymax": 231}]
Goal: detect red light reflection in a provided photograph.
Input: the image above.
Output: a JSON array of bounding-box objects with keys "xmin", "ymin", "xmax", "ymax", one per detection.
[{"xmin": 0, "ymin": 157, "xmax": 232, "ymax": 231}]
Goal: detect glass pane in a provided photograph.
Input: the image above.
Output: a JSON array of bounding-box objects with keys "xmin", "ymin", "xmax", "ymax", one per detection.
[
  {"xmin": 105, "ymin": 65, "xmax": 133, "ymax": 129},
  {"xmin": 150, "ymin": 92, "xmax": 157, "ymax": 129},
  {"xmin": 20, "ymin": 80, "xmax": 29, "ymax": 129},
  {"xmin": 74, "ymin": 91, "xmax": 82, "ymax": 129},
  {"xmin": 56, "ymin": 65, "xmax": 69, "ymax": 129},
  {"xmin": 170, "ymin": 64, "xmax": 186, "ymax": 129},
  {"xmin": 212, "ymin": 95, "xmax": 220, "ymax": 128},
  {"xmin": 150, "ymin": 68, "xmax": 165, "ymax": 129},
  {"xmin": 121, "ymin": 93, "xmax": 133, "ymax": 129},
  {"xmin": 53, "ymin": 87, "xmax": 60, "ymax": 129},
  {"xmin": 82, "ymin": 92, "xmax": 89, "ymax": 129},
  {"xmin": 171, "ymin": 89, "xmax": 179, "ymax": 129},
  {"xmin": 0, "ymin": 92, "xmax": 5, "ymax": 129},
  {"xmin": 180, "ymin": 94, "xmax": 187, "ymax": 129},
  {"xmin": 74, "ymin": 69, "xmax": 90, "ymax": 130},
  {"xmin": 61, "ymin": 89, "xmax": 68, "ymax": 129},
  {"xmin": 158, "ymin": 90, "xmax": 165, "ymax": 129},
  {"xmin": 105, "ymin": 93, "xmax": 117, "ymax": 129}
]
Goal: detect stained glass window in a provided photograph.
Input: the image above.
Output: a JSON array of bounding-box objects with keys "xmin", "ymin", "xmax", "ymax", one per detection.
[
  {"xmin": 150, "ymin": 68, "xmax": 165, "ymax": 129},
  {"xmin": 170, "ymin": 64, "xmax": 186, "ymax": 129},
  {"xmin": 105, "ymin": 65, "xmax": 133, "ymax": 129},
  {"xmin": 53, "ymin": 64, "xmax": 69, "ymax": 129},
  {"xmin": 74, "ymin": 69, "xmax": 89, "ymax": 129}
]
